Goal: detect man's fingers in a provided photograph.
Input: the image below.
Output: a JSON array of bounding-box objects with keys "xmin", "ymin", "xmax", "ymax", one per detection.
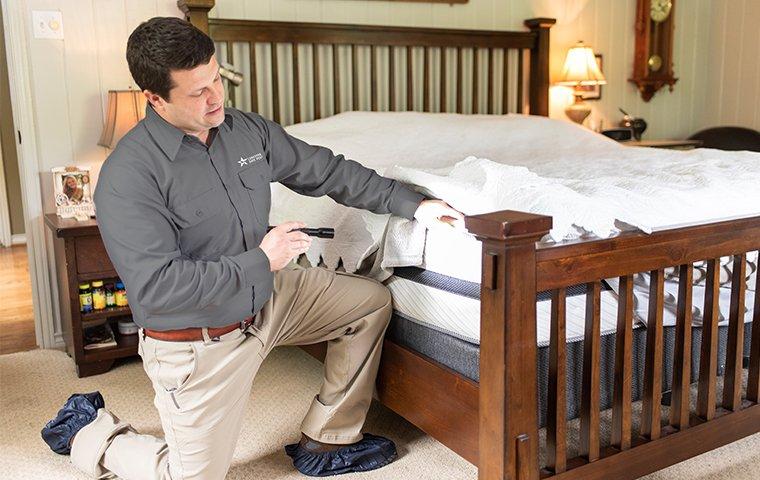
[
  {"xmin": 277, "ymin": 221, "xmax": 306, "ymax": 232},
  {"xmin": 286, "ymin": 231, "xmax": 311, "ymax": 243}
]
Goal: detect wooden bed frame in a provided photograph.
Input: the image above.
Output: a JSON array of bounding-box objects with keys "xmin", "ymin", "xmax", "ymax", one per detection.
[{"xmin": 180, "ymin": 2, "xmax": 760, "ymax": 479}]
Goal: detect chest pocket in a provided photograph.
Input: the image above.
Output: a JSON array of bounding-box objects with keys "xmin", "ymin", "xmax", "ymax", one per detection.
[
  {"xmin": 238, "ymin": 163, "xmax": 271, "ymax": 226},
  {"xmin": 171, "ymin": 187, "xmax": 227, "ymax": 258}
]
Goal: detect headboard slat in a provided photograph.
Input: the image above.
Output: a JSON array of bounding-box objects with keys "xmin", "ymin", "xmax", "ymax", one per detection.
[
  {"xmin": 487, "ymin": 47, "xmax": 494, "ymax": 114},
  {"xmin": 472, "ymin": 48, "xmax": 479, "ymax": 113},
  {"xmin": 389, "ymin": 47, "xmax": 396, "ymax": 111},
  {"xmin": 423, "ymin": 47, "xmax": 429, "ymax": 112},
  {"xmin": 502, "ymin": 49, "xmax": 509, "ymax": 115},
  {"xmin": 332, "ymin": 45, "xmax": 340, "ymax": 115},
  {"xmin": 352, "ymin": 45, "xmax": 359, "ymax": 111},
  {"xmin": 249, "ymin": 42, "xmax": 258, "ymax": 113},
  {"xmin": 371, "ymin": 46, "xmax": 377, "ymax": 111},
  {"xmin": 406, "ymin": 46, "xmax": 413, "ymax": 111},
  {"xmin": 440, "ymin": 48, "xmax": 446, "ymax": 112},
  {"xmin": 292, "ymin": 44, "xmax": 301, "ymax": 124},
  {"xmin": 312, "ymin": 44, "xmax": 321, "ymax": 120},
  {"xmin": 271, "ymin": 42, "xmax": 280, "ymax": 123},
  {"xmin": 456, "ymin": 47, "xmax": 462, "ymax": 114},
  {"xmin": 226, "ymin": 42, "xmax": 235, "ymax": 106}
]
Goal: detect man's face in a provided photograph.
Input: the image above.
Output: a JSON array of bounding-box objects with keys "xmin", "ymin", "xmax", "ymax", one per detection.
[{"xmin": 145, "ymin": 55, "xmax": 226, "ymax": 136}]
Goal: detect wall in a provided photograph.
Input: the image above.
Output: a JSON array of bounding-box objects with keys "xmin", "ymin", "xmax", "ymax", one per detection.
[
  {"xmin": 209, "ymin": 0, "xmax": 715, "ymax": 139},
  {"xmin": 700, "ymin": 0, "xmax": 760, "ymax": 131}
]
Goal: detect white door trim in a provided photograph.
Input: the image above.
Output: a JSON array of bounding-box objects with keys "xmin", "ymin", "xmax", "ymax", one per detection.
[{"xmin": 2, "ymin": 0, "xmax": 62, "ymax": 349}]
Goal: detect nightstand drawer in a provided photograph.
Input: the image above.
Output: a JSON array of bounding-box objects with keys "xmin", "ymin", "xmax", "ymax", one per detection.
[{"xmin": 75, "ymin": 235, "xmax": 115, "ymax": 275}]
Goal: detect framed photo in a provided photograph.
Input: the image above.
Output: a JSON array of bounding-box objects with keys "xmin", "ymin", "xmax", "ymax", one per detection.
[
  {"xmin": 577, "ymin": 54, "xmax": 603, "ymax": 101},
  {"xmin": 52, "ymin": 166, "xmax": 95, "ymax": 220}
]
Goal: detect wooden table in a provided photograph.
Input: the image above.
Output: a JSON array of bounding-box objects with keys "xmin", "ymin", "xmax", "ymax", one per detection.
[
  {"xmin": 44, "ymin": 214, "xmax": 137, "ymax": 377},
  {"xmin": 621, "ymin": 139, "xmax": 703, "ymax": 149}
]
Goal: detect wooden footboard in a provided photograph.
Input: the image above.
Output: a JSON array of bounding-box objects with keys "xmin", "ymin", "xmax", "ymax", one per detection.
[{"xmin": 466, "ymin": 211, "xmax": 760, "ymax": 480}]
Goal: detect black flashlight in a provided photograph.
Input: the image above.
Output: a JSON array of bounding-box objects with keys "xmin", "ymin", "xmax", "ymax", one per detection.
[{"xmin": 266, "ymin": 226, "xmax": 335, "ymax": 239}]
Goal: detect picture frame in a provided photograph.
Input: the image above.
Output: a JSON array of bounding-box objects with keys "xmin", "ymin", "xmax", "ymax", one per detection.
[
  {"xmin": 52, "ymin": 166, "xmax": 95, "ymax": 220},
  {"xmin": 577, "ymin": 54, "xmax": 603, "ymax": 100}
]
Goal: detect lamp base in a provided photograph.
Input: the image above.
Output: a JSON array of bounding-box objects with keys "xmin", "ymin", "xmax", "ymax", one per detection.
[{"xmin": 565, "ymin": 94, "xmax": 591, "ymax": 125}]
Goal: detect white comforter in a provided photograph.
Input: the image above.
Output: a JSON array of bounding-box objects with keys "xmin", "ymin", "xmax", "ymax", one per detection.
[{"xmin": 276, "ymin": 111, "xmax": 760, "ymax": 281}]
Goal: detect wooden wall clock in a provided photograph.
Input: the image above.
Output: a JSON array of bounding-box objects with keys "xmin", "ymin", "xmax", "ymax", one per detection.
[{"xmin": 629, "ymin": 0, "xmax": 677, "ymax": 102}]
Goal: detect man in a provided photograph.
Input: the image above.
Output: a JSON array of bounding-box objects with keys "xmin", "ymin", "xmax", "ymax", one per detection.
[{"xmin": 41, "ymin": 17, "xmax": 463, "ymax": 480}]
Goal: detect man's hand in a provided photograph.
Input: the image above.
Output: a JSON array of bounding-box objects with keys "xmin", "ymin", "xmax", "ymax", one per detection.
[
  {"xmin": 260, "ymin": 221, "xmax": 312, "ymax": 271},
  {"xmin": 413, "ymin": 199, "xmax": 465, "ymax": 231}
]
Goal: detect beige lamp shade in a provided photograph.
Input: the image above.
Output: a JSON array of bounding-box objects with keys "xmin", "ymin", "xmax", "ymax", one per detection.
[
  {"xmin": 557, "ymin": 42, "xmax": 607, "ymax": 86},
  {"xmin": 98, "ymin": 90, "xmax": 147, "ymax": 148}
]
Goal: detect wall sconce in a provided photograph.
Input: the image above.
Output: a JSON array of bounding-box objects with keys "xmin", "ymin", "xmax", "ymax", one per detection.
[
  {"xmin": 98, "ymin": 90, "xmax": 146, "ymax": 148},
  {"xmin": 556, "ymin": 41, "xmax": 606, "ymax": 125}
]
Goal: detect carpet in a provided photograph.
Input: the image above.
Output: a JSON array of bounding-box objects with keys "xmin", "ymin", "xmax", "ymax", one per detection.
[{"xmin": 1, "ymin": 347, "xmax": 757, "ymax": 479}]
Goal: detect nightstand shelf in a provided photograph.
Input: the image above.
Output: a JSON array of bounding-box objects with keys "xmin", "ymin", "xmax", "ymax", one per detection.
[{"xmin": 44, "ymin": 214, "xmax": 139, "ymax": 377}]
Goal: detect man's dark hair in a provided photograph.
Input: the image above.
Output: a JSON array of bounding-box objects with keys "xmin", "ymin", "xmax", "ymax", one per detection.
[{"xmin": 126, "ymin": 17, "xmax": 215, "ymax": 100}]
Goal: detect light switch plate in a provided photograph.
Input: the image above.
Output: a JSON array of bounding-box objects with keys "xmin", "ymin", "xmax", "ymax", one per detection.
[{"xmin": 32, "ymin": 10, "xmax": 64, "ymax": 40}]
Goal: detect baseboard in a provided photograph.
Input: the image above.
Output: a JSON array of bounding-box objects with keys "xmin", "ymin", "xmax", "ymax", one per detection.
[{"xmin": 11, "ymin": 234, "xmax": 26, "ymax": 245}]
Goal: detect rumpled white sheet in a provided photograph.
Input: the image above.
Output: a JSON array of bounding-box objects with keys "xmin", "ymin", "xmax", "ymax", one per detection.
[{"xmin": 277, "ymin": 111, "xmax": 760, "ymax": 281}]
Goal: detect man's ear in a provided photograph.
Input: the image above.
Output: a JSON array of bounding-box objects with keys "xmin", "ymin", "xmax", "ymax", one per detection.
[{"xmin": 143, "ymin": 90, "xmax": 166, "ymax": 110}]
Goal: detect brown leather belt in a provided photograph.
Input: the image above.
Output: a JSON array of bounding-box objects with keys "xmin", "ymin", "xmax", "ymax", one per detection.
[{"xmin": 143, "ymin": 316, "xmax": 255, "ymax": 342}]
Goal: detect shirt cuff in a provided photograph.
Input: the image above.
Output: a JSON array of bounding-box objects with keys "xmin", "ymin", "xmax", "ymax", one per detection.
[
  {"xmin": 232, "ymin": 247, "xmax": 273, "ymax": 288},
  {"xmin": 389, "ymin": 182, "xmax": 426, "ymax": 220}
]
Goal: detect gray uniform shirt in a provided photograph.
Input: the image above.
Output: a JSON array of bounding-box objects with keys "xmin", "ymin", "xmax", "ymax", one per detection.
[{"xmin": 94, "ymin": 106, "xmax": 425, "ymax": 331}]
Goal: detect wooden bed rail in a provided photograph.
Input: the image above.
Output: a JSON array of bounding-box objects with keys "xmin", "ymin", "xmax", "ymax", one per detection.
[{"xmin": 467, "ymin": 210, "xmax": 760, "ymax": 480}]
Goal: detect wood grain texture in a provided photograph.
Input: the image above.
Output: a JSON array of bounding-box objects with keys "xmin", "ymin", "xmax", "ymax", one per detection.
[
  {"xmin": 697, "ymin": 259, "xmax": 721, "ymax": 420},
  {"xmin": 749, "ymin": 252, "xmax": 760, "ymax": 403},
  {"xmin": 641, "ymin": 269, "xmax": 664, "ymax": 440},
  {"xmin": 0, "ymin": 246, "xmax": 36, "ymax": 354},
  {"xmin": 722, "ymin": 254, "xmax": 746, "ymax": 411},
  {"xmin": 546, "ymin": 288, "xmax": 567, "ymax": 473},
  {"xmin": 670, "ymin": 264, "xmax": 693, "ymax": 429},
  {"xmin": 580, "ymin": 281, "xmax": 601, "ymax": 462},
  {"xmin": 611, "ymin": 274, "xmax": 633, "ymax": 450}
]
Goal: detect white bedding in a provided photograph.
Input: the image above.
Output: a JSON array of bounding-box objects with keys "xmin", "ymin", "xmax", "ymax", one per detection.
[{"xmin": 277, "ymin": 111, "xmax": 760, "ymax": 279}]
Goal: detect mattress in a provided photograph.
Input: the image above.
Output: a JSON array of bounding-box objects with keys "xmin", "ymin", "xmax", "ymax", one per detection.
[{"xmin": 383, "ymin": 266, "xmax": 756, "ymax": 427}]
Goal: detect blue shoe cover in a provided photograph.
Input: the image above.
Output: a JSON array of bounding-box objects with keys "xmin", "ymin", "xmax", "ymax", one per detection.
[
  {"xmin": 41, "ymin": 391, "xmax": 104, "ymax": 455},
  {"xmin": 284, "ymin": 433, "xmax": 397, "ymax": 477}
]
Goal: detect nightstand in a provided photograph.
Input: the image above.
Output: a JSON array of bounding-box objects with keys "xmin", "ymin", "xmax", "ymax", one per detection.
[
  {"xmin": 621, "ymin": 139, "xmax": 703, "ymax": 150},
  {"xmin": 44, "ymin": 214, "xmax": 137, "ymax": 377}
]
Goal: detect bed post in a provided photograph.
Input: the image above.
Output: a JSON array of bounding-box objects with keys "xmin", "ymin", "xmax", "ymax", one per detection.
[
  {"xmin": 466, "ymin": 211, "xmax": 552, "ymax": 480},
  {"xmin": 524, "ymin": 18, "xmax": 555, "ymax": 117},
  {"xmin": 177, "ymin": 0, "xmax": 215, "ymax": 34}
]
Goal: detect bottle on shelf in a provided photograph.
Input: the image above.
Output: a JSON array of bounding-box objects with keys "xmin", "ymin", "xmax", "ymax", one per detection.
[
  {"xmin": 91, "ymin": 280, "xmax": 106, "ymax": 310},
  {"xmin": 105, "ymin": 282, "xmax": 116, "ymax": 308},
  {"xmin": 79, "ymin": 283, "xmax": 93, "ymax": 313},
  {"xmin": 115, "ymin": 280, "xmax": 129, "ymax": 307}
]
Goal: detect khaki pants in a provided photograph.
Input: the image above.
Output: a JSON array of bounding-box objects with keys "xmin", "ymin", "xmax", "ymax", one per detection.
[{"xmin": 70, "ymin": 266, "xmax": 392, "ymax": 479}]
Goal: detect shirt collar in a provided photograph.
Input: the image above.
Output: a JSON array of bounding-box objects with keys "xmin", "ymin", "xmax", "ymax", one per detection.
[{"xmin": 144, "ymin": 105, "xmax": 233, "ymax": 161}]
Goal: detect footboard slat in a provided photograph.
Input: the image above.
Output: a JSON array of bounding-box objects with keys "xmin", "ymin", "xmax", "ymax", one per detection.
[
  {"xmin": 723, "ymin": 254, "xmax": 747, "ymax": 411},
  {"xmin": 611, "ymin": 275, "xmax": 633, "ymax": 449},
  {"xmin": 697, "ymin": 259, "xmax": 721, "ymax": 420},
  {"xmin": 579, "ymin": 282, "xmax": 601, "ymax": 462},
  {"xmin": 670, "ymin": 264, "xmax": 693, "ymax": 429},
  {"xmin": 547, "ymin": 288, "xmax": 567, "ymax": 473},
  {"xmin": 749, "ymin": 255, "xmax": 760, "ymax": 403},
  {"xmin": 641, "ymin": 269, "xmax": 664, "ymax": 440}
]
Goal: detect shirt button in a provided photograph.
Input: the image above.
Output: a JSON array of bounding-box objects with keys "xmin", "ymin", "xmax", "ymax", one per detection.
[{"xmin": 195, "ymin": 209, "xmax": 204, "ymax": 217}]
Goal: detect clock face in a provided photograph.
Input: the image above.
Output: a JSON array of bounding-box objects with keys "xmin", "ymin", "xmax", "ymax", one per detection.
[{"xmin": 650, "ymin": 0, "xmax": 673, "ymax": 23}]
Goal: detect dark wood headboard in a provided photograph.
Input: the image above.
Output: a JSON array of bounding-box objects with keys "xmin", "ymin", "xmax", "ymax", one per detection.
[{"xmin": 178, "ymin": 0, "xmax": 554, "ymax": 126}]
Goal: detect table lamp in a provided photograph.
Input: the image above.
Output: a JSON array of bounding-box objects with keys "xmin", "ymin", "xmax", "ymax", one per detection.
[
  {"xmin": 557, "ymin": 42, "xmax": 606, "ymax": 125},
  {"xmin": 98, "ymin": 90, "xmax": 147, "ymax": 148}
]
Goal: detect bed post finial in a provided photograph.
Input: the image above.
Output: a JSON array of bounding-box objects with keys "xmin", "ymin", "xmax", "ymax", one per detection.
[
  {"xmin": 466, "ymin": 210, "xmax": 551, "ymax": 480},
  {"xmin": 524, "ymin": 18, "xmax": 556, "ymax": 117},
  {"xmin": 177, "ymin": 0, "xmax": 215, "ymax": 34}
]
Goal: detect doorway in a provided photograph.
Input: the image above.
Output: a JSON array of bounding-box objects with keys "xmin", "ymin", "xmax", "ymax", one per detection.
[{"xmin": 0, "ymin": 2, "xmax": 35, "ymax": 354}]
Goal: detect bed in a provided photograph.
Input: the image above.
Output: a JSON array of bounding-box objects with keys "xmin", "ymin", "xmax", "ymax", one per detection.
[{"xmin": 179, "ymin": 2, "xmax": 760, "ymax": 479}]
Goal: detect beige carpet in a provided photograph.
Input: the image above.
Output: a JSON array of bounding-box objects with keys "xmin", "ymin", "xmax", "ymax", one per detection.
[{"xmin": 1, "ymin": 347, "xmax": 758, "ymax": 479}]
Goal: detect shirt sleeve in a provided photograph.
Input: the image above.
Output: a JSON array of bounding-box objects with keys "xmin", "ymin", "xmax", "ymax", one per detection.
[
  {"xmin": 246, "ymin": 113, "xmax": 425, "ymax": 220},
  {"xmin": 93, "ymin": 158, "xmax": 272, "ymax": 317}
]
